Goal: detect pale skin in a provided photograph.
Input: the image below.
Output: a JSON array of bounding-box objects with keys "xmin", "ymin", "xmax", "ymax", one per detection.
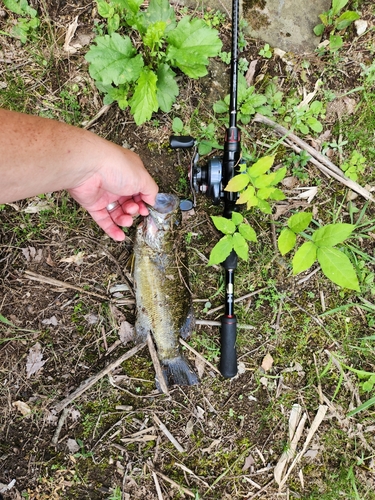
[{"xmin": 0, "ymin": 108, "xmax": 159, "ymax": 241}]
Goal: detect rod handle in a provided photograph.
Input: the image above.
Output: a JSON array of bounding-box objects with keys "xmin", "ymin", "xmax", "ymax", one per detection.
[{"xmin": 219, "ymin": 315, "xmax": 237, "ymax": 378}]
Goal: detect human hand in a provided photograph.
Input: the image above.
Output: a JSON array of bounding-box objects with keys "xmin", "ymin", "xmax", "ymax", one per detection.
[{"xmin": 68, "ymin": 147, "xmax": 158, "ymax": 241}]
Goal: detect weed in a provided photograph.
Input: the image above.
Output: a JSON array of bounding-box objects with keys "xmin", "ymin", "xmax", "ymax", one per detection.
[
  {"xmin": 2, "ymin": 0, "xmax": 40, "ymax": 43},
  {"xmin": 314, "ymin": 0, "xmax": 360, "ymax": 52},
  {"xmin": 341, "ymin": 150, "xmax": 367, "ymax": 181},
  {"xmin": 258, "ymin": 43, "xmax": 272, "ymax": 59},
  {"xmin": 86, "ymin": 0, "xmax": 222, "ymax": 124}
]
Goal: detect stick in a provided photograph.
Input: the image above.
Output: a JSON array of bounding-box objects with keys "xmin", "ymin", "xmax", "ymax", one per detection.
[
  {"xmin": 150, "ymin": 467, "xmax": 195, "ymax": 498},
  {"xmin": 153, "ymin": 414, "xmax": 185, "ymax": 453},
  {"xmin": 51, "ymin": 407, "xmax": 69, "ymax": 445},
  {"xmin": 53, "ymin": 343, "xmax": 146, "ymax": 412},
  {"xmin": 152, "ymin": 471, "xmax": 164, "ymax": 500},
  {"xmin": 24, "ymin": 270, "xmax": 109, "ymax": 300},
  {"xmin": 253, "ymin": 113, "xmax": 374, "ymax": 202},
  {"xmin": 179, "ymin": 338, "xmax": 221, "ymax": 375},
  {"xmin": 147, "ymin": 335, "xmax": 170, "ymax": 396}
]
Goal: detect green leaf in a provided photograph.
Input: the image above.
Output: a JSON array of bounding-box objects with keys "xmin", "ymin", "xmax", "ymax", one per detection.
[
  {"xmin": 166, "ymin": 17, "xmax": 222, "ymax": 78},
  {"xmin": 129, "ymin": 68, "xmax": 158, "ymax": 125},
  {"xmin": 106, "ymin": 84, "xmax": 129, "ymax": 109},
  {"xmin": 335, "ymin": 11, "xmax": 360, "ymax": 30},
  {"xmin": 248, "ymin": 156, "xmax": 275, "ymax": 177},
  {"xmin": 211, "ymin": 216, "xmax": 235, "ymax": 235},
  {"xmin": 253, "ymin": 174, "xmax": 273, "ymax": 189},
  {"xmin": 0, "ymin": 314, "xmax": 14, "ymax": 326},
  {"xmin": 257, "ymin": 187, "xmax": 274, "ymax": 200},
  {"xmin": 307, "ymin": 116, "xmax": 323, "ymax": 133},
  {"xmin": 332, "ymin": 0, "xmax": 349, "ymax": 17},
  {"xmin": 213, "ymin": 100, "xmax": 228, "ymax": 114},
  {"xmin": 208, "ymin": 235, "xmax": 233, "ymax": 266},
  {"xmin": 314, "ymin": 23, "xmax": 325, "ymax": 36},
  {"xmin": 97, "ymin": 0, "xmax": 115, "ymax": 18},
  {"xmin": 108, "ymin": 13, "xmax": 120, "ymax": 34},
  {"xmin": 317, "ymin": 247, "xmax": 360, "ymax": 290},
  {"xmin": 156, "ymin": 63, "xmax": 178, "ymax": 112},
  {"xmin": 143, "ymin": 20, "xmax": 166, "ymax": 50},
  {"xmin": 287, "ymin": 212, "xmax": 312, "ymax": 233},
  {"xmin": 268, "ymin": 188, "xmax": 286, "ymax": 201},
  {"xmin": 329, "ymin": 34, "xmax": 343, "ymax": 51},
  {"xmin": 237, "ymin": 186, "xmax": 257, "ymax": 207},
  {"xmin": 143, "ymin": 0, "xmax": 176, "ymax": 30},
  {"xmin": 292, "ymin": 241, "xmax": 317, "ymax": 275},
  {"xmin": 278, "ymin": 228, "xmax": 296, "ymax": 255},
  {"xmin": 172, "ymin": 117, "xmax": 183, "ymax": 133},
  {"xmin": 238, "ymin": 223, "xmax": 257, "ymax": 242},
  {"xmin": 233, "ymin": 233, "xmax": 248, "ymax": 261},
  {"xmin": 224, "ymin": 173, "xmax": 249, "ymax": 192},
  {"xmin": 3, "ymin": 0, "xmax": 36, "ymax": 16},
  {"xmin": 231, "ymin": 212, "xmax": 243, "ymax": 226},
  {"xmin": 85, "ymin": 34, "xmax": 143, "ymax": 86},
  {"xmin": 312, "ymin": 223, "xmax": 355, "ymax": 247},
  {"xmin": 269, "ymin": 166, "xmax": 287, "ymax": 186},
  {"xmin": 257, "ymin": 199, "xmax": 272, "ymax": 214},
  {"xmin": 347, "ymin": 395, "xmax": 375, "ymax": 417}
]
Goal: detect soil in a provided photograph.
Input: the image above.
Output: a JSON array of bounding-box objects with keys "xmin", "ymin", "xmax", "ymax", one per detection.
[{"xmin": 1, "ymin": 1, "xmax": 375, "ymax": 499}]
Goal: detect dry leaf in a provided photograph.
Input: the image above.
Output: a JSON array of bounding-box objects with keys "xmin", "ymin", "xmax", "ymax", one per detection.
[
  {"xmin": 70, "ymin": 408, "xmax": 81, "ymax": 421},
  {"xmin": 60, "ymin": 251, "xmax": 85, "ymax": 266},
  {"xmin": 261, "ymin": 353, "xmax": 274, "ymax": 372},
  {"xmin": 294, "ymin": 186, "xmax": 318, "ymax": 204},
  {"xmin": 13, "ymin": 400, "xmax": 31, "ymax": 416},
  {"xmin": 185, "ymin": 418, "xmax": 194, "ymax": 436},
  {"xmin": 242, "ymin": 453, "xmax": 255, "ymax": 471},
  {"xmin": 42, "ymin": 316, "xmax": 58, "ymax": 326},
  {"xmin": 26, "ymin": 342, "xmax": 46, "ymax": 378},
  {"xmin": 245, "ymin": 59, "xmax": 258, "ymax": 86},
  {"xmin": 67, "ymin": 438, "xmax": 80, "ymax": 454},
  {"xmin": 195, "ymin": 356, "xmax": 206, "ymax": 378},
  {"xmin": 23, "ymin": 200, "xmax": 53, "ymax": 213},
  {"xmin": 118, "ymin": 321, "xmax": 134, "ymax": 345},
  {"xmin": 22, "ymin": 247, "xmax": 43, "ymax": 262},
  {"xmin": 64, "ymin": 16, "xmax": 79, "ymax": 53}
]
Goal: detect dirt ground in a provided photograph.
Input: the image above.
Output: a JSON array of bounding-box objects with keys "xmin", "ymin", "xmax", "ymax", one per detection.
[{"xmin": 1, "ymin": 0, "xmax": 375, "ymax": 499}]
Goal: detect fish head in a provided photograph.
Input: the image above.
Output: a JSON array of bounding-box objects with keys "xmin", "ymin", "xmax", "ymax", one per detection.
[{"xmin": 141, "ymin": 193, "xmax": 181, "ymax": 250}]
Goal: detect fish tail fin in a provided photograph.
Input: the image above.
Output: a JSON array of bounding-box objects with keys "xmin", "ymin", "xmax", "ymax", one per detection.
[{"xmin": 161, "ymin": 356, "xmax": 199, "ymax": 387}]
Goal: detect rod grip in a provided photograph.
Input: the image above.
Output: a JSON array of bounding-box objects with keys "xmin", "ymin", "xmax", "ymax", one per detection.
[{"xmin": 219, "ymin": 315, "xmax": 237, "ymax": 378}]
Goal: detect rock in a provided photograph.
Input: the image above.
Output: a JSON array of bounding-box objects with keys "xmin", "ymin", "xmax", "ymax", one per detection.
[
  {"xmin": 179, "ymin": 0, "xmax": 331, "ymax": 54},
  {"xmin": 354, "ymin": 19, "xmax": 367, "ymax": 36}
]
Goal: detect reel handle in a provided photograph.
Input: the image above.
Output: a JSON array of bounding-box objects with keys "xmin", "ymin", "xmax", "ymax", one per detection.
[
  {"xmin": 169, "ymin": 135, "xmax": 195, "ymax": 149},
  {"xmin": 219, "ymin": 315, "xmax": 237, "ymax": 378}
]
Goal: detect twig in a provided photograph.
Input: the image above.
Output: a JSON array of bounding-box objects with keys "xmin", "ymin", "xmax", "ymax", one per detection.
[
  {"xmin": 205, "ymin": 287, "xmax": 267, "ymax": 316},
  {"xmin": 147, "ymin": 335, "xmax": 170, "ymax": 396},
  {"xmin": 82, "ymin": 103, "xmax": 113, "ymax": 129},
  {"xmin": 53, "ymin": 343, "xmax": 146, "ymax": 412},
  {"xmin": 148, "ymin": 463, "xmax": 195, "ymax": 498},
  {"xmin": 179, "ymin": 338, "xmax": 221, "ymax": 375},
  {"xmin": 152, "ymin": 470, "xmax": 164, "ymax": 500},
  {"xmin": 51, "ymin": 407, "xmax": 69, "ymax": 445},
  {"xmin": 24, "ymin": 270, "xmax": 109, "ymax": 300},
  {"xmin": 153, "ymin": 414, "xmax": 185, "ymax": 453},
  {"xmin": 253, "ymin": 113, "xmax": 374, "ymax": 202}
]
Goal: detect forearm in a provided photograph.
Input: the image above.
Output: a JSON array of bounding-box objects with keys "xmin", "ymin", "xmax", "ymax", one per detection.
[{"xmin": 0, "ymin": 109, "xmax": 114, "ymax": 203}]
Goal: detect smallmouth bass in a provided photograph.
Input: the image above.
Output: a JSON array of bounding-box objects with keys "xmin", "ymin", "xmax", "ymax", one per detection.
[{"xmin": 133, "ymin": 193, "xmax": 198, "ymax": 387}]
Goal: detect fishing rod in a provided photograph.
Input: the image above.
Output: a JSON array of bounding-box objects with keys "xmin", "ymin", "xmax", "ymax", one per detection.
[{"xmin": 170, "ymin": 0, "xmax": 242, "ymax": 378}]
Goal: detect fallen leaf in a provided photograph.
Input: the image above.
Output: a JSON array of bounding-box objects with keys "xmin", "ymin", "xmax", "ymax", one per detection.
[
  {"xmin": 195, "ymin": 356, "xmax": 206, "ymax": 378},
  {"xmin": 67, "ymin": 438, "xmax": 80, "ymax": 454},
  {"xmin": 84, "ymin": 313, "xmax": 99, "ymax": 325},
  {"xmin": 60, "ymin": 251, "xmax": 85, "ymax": 266},
  {"xmin": 118, "ymin": 321, "xmax": 134, "ymax": 345},
  {"xmin": 64, "ymin": 16, "xmax": 79, "ymax": 53},
  {"xmin": 242, "ymin": 453, "xmax": 255, "ymax": 471},
  {"xmin": 13, "ymin": 400, "xmax": 31, "ymax": 416},
  {"xmin": 42, "ymin": 316, "xmax": 58, "ymax": 326},
  {"xmin": 22, "ymin": 247, "xmax": 43, "ymax": 262},
  {"xmin": 26, "ymin": 342, "xmax": 46, "ymax": 378},
  {"xmin": 294, "ymin": 186, "xmax": 318, "ymax": 204},
  {"xmin": 245, "ymin": 59, "xmax": 258, "ymax": 86},
  {"xmin": 354, "ymin": 19, "xmax": 367, "ymax": 36},
  {"xmin": 70, "ymin": 409, "xmax": 81, "ymax": 421},
  {"xmin": 185, "ymin": 418, "xmax": 194, "ymax": 436},
  {"xmin": 23, "ymin": 200, "xmax": 53, "ymax": 213},
  {"xmin": 261, "ymin": 353, "xmax": 274, "ymax": 372}
]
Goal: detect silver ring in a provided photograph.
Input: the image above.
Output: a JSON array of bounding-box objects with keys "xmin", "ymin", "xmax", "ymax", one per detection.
[{"xmin": 106, "ymin": 201, "xmax": 119, "ymax": 212}]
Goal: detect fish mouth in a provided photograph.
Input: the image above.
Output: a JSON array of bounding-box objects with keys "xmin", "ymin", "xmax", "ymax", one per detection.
[{"xmin": 147, "ymin": 193, "xmax": 180, "ymax": 219}]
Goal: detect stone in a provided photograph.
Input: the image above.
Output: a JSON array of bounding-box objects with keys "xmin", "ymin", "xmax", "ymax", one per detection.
[{"xmin": 180, "ymin": 0, "xmax": 331, "ymax": 54}]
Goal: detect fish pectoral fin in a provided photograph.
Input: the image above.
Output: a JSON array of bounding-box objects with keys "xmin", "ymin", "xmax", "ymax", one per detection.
[
  {"xmin": 180, "ymin": 306, "xmax": 195, "ymax": 340},
  {"xmin": 162, "ymin": 355, "xmax": 199, "ymax": 387}
]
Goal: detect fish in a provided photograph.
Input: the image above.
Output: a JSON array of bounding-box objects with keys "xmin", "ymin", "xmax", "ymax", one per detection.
[{"xmin": 133, "ymin": 193, "xmax": 199, "ymax": 388}]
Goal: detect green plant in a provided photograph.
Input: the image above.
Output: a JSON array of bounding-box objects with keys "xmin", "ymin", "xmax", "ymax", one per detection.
[
  {"xmin": 2, "ymin": 0, "xmax": 40, "ymax": 43},
  {"xmin": 208, "ymin": 211, "xmax": 257, "ymax": 265},
  {"xmin": 172, "ymin": 116, "xmax": 222, "ymax": 155},
  {"xmin": 284, "ymin": 100, "xmax": 325, "ymax": 135},
  {"xmin": 283, "ymin": 150, "xmax": 311, "ymax": 181},
  {"xmin": 314, "ymin": 0, "xmax": 360, "ymax": 51},
  {"xmin": 108, "ymin": 486, "xmax": 122, "ymax": 500},
  {"xmin": 278, "ymin": 212, "xmax": 360, "ymax": 290},
  {"xmin": 258, "ymin": 43, "xmax": 272, "ymax": 59},
  {"xmin": 208, "ymin": 156, "xmax": 286, "ymax": 265},
  {"xmin": 214, "ymin": 74, "xmax": 275, "ymax": 125},
  {"xmin": 85, "ymin": 0, "xmax": 222, "ymax": 125},
  {"xmin": 341, "ymin": 150, "xmax": 366, "ymax": 181}
]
